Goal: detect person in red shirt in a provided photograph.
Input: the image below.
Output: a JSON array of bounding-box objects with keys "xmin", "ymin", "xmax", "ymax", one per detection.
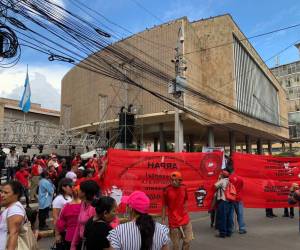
[
  {"xmin": 30, "ymin": 159, "xmax": 43, "ymax": 201},
  {"xmin": 162, "ymin": 171, "xmax": 193, "ymax": 250},
  {"xmin": 229, "ymin": 171, "xmax": 247, "ymax": 234},
  {"xmin": 15, "ymin": 162, "xmax": 30, "ymax": 207},
  {"xmin": 71, "ymin": 153, "xmax": 82, "ymax": 167},
  {"xmin": 75, "ymin": 159, "xmax": 107, "ymax": 188}
]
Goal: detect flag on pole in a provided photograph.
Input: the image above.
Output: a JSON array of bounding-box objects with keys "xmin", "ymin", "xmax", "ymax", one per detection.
[{"xmin": 19, "ymin": 67, "xmax": 31, "ymax": 113}]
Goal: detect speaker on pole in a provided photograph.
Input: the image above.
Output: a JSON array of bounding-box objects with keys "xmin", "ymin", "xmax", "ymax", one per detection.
[{"xmin": 118, "ymin": 108, "xmax": 135, "ymax": 145}]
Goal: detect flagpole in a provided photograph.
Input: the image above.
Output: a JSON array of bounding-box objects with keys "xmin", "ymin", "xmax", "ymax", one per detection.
[
  {"xmin": 24, "ymin": 65, "xmax": 28, "ymax": 123},
  {"xmin": 19, "ymin": 64, "xmax": 31, "ymax": 119}
]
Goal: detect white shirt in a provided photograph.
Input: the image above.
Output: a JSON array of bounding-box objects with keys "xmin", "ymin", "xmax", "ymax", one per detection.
[
  {"xmin": 4, "ymin": 154, "xmax": 18, "ymax": 168},
  {"xmin": 66, "ymin": 171, "xmax": 77, "ymax": 182},
  {"xmin": 0, "ymin": 202, "xmax": 25, "ymax": 250},
  {"xmin": 52, "ymin": 194, "xmax": 72, "ymax": 209},
  {"xmin": 108, "ymin": 221, "xmax": 170, "ymax": 250}
]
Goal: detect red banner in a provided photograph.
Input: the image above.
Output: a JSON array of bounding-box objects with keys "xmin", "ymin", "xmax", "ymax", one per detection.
[
  {"xmin": 103, "ymin": 149, "xmax": 223, "ymax": 213},
  {"xmin": 232, "ymin": 152, "xmax": 300, "ymax": 208},
  {"xmin": 103, "ymin": 150, "xmax": 300, "ymax": 213}
]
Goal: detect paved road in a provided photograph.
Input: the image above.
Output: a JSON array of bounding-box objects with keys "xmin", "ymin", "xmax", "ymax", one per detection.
[{"xmin": 38, "ymin": 208, "xmax": 300, "ymax": 250}]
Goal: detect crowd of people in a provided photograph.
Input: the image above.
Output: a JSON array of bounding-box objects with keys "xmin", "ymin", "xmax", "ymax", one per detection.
[{"xmin": 0, "ymin": 147, "xmax": 299, "ymax": 250}]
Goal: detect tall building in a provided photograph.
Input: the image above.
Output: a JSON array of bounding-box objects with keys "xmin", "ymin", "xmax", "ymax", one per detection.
[
  {"xmin": 271, "ymin": 46, "xmax": 300, "ymax": 140},
  {"xmin": 61, "ymin": 14, "xmax": 289, "ymax": 152}
]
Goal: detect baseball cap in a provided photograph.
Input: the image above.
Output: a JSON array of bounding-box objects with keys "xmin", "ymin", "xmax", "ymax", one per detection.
[
  {"xmin": 170, "ymin": 171, "xmax": 183, "ymax": 180},
  {"xmin": 121, "ymin": 191, "xmax": 150, "ymax": 214}
]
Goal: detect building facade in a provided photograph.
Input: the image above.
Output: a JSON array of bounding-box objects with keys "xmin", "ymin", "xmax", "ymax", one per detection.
[
  {"xmin": 271, "ymin": 55, "xmax": 300, "ymax": 141},
  {"xmin": 61, "ymin": 14, "xmax": 289, "ymax": 152},
  {"xmin": 0, "ymin": 97, "xmax": 60, "ymax": 125}
]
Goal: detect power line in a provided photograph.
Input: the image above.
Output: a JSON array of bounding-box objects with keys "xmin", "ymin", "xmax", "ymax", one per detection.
[
  {"xmin": 2, "ymin": 1, "xmax": 291, "ymax": 131},
  {"xmin": 183, "ymin": 22, "xmax": 300, "ymax": 56},
  {"xmin": 129, "ymin": 0, "xmax": 164, "ymax": 23}
]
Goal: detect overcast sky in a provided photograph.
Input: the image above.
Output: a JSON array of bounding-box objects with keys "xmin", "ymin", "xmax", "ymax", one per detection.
[{"xmin": 1, "ymin": 0, "xmax": 300, "ymax": 111}]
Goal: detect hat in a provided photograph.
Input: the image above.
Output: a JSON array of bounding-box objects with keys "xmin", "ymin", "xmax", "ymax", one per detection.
[
  {"xmin": 121, "ymin": 191, "xmax": 150, "ymax": 214},
  {"xmin": 170, "ymin": 171, "xmax": 182, "ymax": 180},
  {"xmin": 78, "ymin": 166, "xmax": 85, "ymax": 171},
  {"xmin": 221, "ymin": 170, "xmax": 230, "ymax": 177}
]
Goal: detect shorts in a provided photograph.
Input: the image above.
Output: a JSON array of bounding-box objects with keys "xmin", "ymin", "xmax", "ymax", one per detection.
[{"xmin": 170, "ymin": 222, "xmax": 193, "ymax": 249}]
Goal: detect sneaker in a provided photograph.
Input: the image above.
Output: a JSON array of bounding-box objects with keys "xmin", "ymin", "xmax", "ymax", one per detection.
[
  {"xmin": 271, "ymin": 214, "xmax": 278, "ymax": 217},
  {"xmin": 215, "ymin": 234, "xmax": 226, "ymax": 238},
  {"xmin": 239, "ymin": 230, "xmax": 247, "ymax": 234}
]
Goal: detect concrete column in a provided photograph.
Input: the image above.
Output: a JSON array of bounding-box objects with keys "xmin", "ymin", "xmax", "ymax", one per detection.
[
  {"xmin": 207, "ymin": 127, "xmax": 215, "ymax": 147},
  {"xmin": 282, "ymin": 142, "xmax": 286, "ymax": 152},
  {"xmin": 257, "ymin": 139, "xmax": 263, "ymax": 155},
  {"xmin": 268, "ymin": 141, "xmax": 272, "ymax": 155},
  {"xmin": 245, "ymin": 135, "xmax": 251, "ymax": 154},
  {"xmin": 154, "ymin": 138, "xmax": 158, "ymax": 152},
  {"xmin": 289, "ymin": 143, "xmax": 293, "ymax": 152},
  {"xmin": 175, "ymin": 110, "xmax": 184, "ymax": 152},
  {"xmin": 229, "ymin": 131, "xmax": 236, "ymax": 155},
  {"xmin": 159, "ymin": 123, "xmax": 166, "ymax": 152}
]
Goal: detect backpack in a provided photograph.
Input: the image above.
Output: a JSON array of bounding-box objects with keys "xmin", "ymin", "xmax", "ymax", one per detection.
[{"xmin": 225, "ymin": 181, "xmax": 237, "ymax": 202}]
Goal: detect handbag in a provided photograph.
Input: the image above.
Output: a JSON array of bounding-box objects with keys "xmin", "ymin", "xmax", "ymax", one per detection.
[
  {"xmin": 12, "ymin": 203, "xmax": 38, "ymax": 250},
  {"xmin": 17, "ymin": 216, "xmax": 38, "ymax": 250}
]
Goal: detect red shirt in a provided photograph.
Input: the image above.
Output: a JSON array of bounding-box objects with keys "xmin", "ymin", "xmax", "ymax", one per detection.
[
  {"xmin": 229, "ymin": 173, "xmax": 244, "ymax": 201},
  {"xmin": 15, "ymin": 169, "xmax": 30, "ymax": 188},
  {"xmin": 75, "ymin": 175, "xmax": 103, "ymax": 188},
  {"xmin": 31, "ymin": 164, "xmax": 42, "ymax": 176},
  {"xmin": 163, "ymin": 184, "xmax": 190, "ymax": 228}
]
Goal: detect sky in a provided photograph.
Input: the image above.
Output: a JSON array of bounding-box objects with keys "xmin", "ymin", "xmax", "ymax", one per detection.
[{"xmin": 1, "ymin": 0, "xmax": 300, "ymax": 110}]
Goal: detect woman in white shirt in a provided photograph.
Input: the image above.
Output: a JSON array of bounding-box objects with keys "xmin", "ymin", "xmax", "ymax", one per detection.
[
  {"xmin": 0, "ymin": 180, "xmax": 26, "ymax": 250},
  {"xmin": 52, "ymin": 178, "xmax": 73, "ymax": 244}
]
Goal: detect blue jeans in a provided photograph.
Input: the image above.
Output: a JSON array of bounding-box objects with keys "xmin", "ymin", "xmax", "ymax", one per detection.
[
  {"xmin": 231, "ymin": 201, "xmax": 246, "ymax": 232},
  {"xmin": 217, "ymin": 200, "xmax": 234, "ymax": 236}
]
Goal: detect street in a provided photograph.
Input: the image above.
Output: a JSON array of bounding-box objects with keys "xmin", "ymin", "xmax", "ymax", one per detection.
[{"xmin": 38, "ymin": 208, "xmax": 300, "ymax": 250}]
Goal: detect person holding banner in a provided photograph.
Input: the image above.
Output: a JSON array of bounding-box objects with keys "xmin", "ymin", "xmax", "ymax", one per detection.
[
  {"xmin": 214, "ymin": 170, "xmax": 234, "ymax": 238},
  {"xmin": 288, "ymin": 183, "xmax": 300, "ymax": 205},
  {"xmin": 162, "ymin": 172, "xmax": 193, "ymax": 250}
]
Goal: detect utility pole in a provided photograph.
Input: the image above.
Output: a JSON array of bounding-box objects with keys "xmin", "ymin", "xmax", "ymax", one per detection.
[{"xmin": 170, "ymin": 20, "xmax": 187, "ymax": 152}]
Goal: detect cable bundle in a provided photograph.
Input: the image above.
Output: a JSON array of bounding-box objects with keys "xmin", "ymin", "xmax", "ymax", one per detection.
[{"xmin": 0, "ymin": 0, "xmax": 291, "ymax": 139}]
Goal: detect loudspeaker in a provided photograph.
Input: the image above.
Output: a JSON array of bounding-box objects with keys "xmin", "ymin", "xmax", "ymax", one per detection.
[{"xmin": 118, "ymin": 112, "xmax": 134, "ymax": 144}]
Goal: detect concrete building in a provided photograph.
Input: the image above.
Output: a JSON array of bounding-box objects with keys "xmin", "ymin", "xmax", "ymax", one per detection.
[
  {"xmin": 0, "ymin": 97, "xmax": 61, "ymax": 155},
  {"xmin": 61, "ymin": 14, "xmax": 289, "ymax": 153},
  {"xmin": 0, "ymin": 97, "xmax": 60, "ymax": 125},
  {"xmin": 271, "ymin": 50, "xmax": 300, "ymax": 141}
]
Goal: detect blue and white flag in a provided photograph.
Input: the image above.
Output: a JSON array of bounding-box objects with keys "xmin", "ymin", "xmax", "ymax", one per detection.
[{"xmin": 19, "ymin": 68, "xmax": 31, "ymax": 113}]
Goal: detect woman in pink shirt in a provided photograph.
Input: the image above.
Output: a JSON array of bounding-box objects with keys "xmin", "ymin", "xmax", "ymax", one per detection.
[
  {"xmin": 71, "ymin": 180, "xmax": 100, "ymax": 250},
  {"xmin": 56, "ymin": 185, "xmax": 81, "ymax": 250}
]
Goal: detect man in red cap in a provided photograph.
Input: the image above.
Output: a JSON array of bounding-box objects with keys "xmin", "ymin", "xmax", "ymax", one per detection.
[
  {"xmin": 162, "ymin": 171, "xmax": 193, "ymax": 250},
  {"xmin": 214, "ymin": 170, "xmax": 234, "ymax": 238}
]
